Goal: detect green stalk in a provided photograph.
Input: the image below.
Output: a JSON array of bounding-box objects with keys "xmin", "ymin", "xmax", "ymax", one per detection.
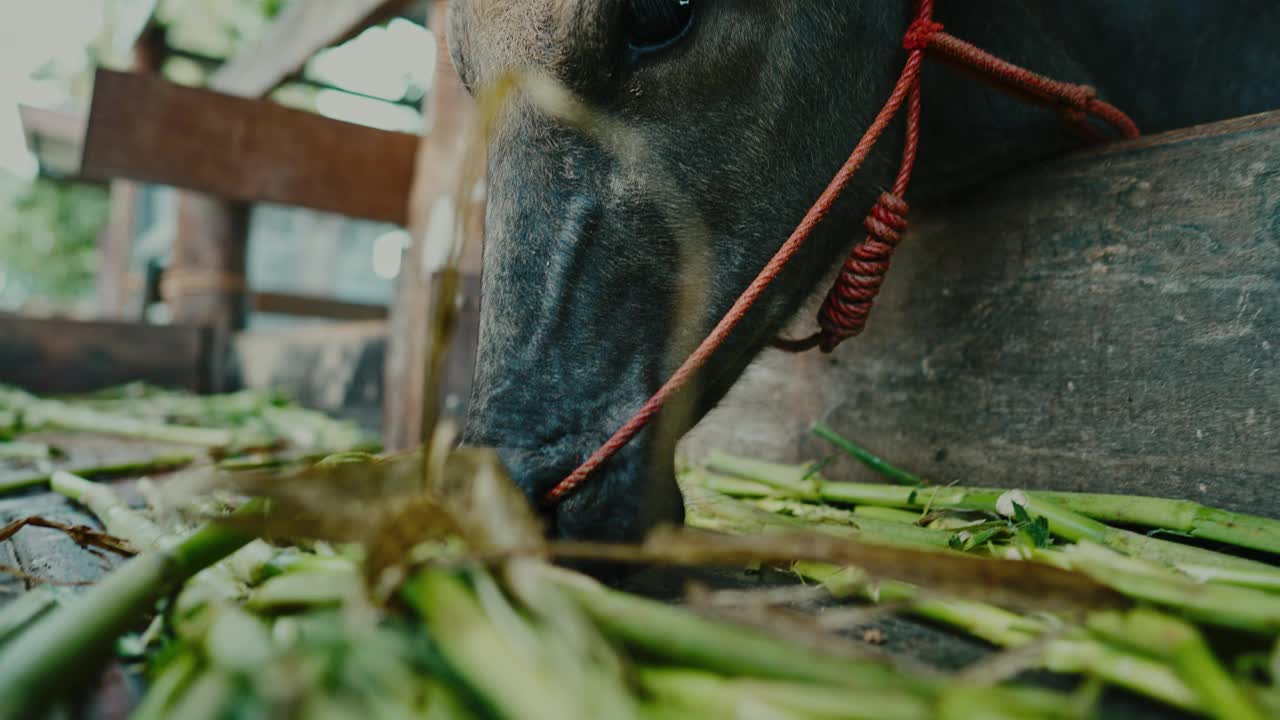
[
  {"xmin": 0, "ymin": 441, "xmax": 52, "ymax": 460},
  {"xmin": 51, "ymin": 471, "xmax": 170, "ymax": 548},
  {"xmin": 130, "ymin": 652, "xmax": 201, "ymax": 720},
  {"xmin": 0, "ymin": 453, "xmax": 193, "ymax": 494},
  {"xmin": 0, "ymin": 506, "xmax": 259, "ymax": 719},
  {"xmin": 1040, "ymin": 639, "xmax": 1199, "ymax": 712},
  {"xmin": 1175, "ymin": 564, "xmax": 1280, "ymax": 591},
  {"xmin": 811, "ymin": 423, "xmax": 923, "ymax": 486},
  {"xmin": 752, "ymin": 430, "xmax": 1280, "ymax": 555},
  {"xmin": 794, "ymin": 561, "xmax": 1202, "ymax": 713},
  {"xmin": 933, "ymin": 685, "xmax": 1081, "ymax": 720},
  {"xmin": 1060, "ymin": 542, "xmax": 1280, "ymax": 634},
  {"xmin": 401, "ymin": 570, "xmax": 579, "ymax": 720},
  {"xmin": 0, "ymin": 586, "xmax": 63, "ymax": 646},
  {"xmin": 161, "ymin": 669, "xmax": 236, "ymax": 720},
  {"xmin": 545, "ymin": 568, "xmax": 934, "ymax": 693},
  {"xmin": 245, "ymin": 570, "xmax": 360, "ymax": 612},
  {"xmin": 638, "ymin": 668, "xmax": 934, "ymax": 720},
  {"xmin": 22, "ymin": 400, "xmax": 235, "ymax": 447},
  {"xmin": 797, "ymin": 561, "xmax": 1043, "ymax": 648},
  {"xmin": 1006, "ymin": 493, "xmax": 1280, "ymax": 585},
  {"xmin": 698, "ymin": 458, "xmax": 1280, "ymax": 583},
  {"xmin": 701, "ymin": 456, "xmax": 1004, "ymax": 512},
  {"xmin": 1088, "ymin": 609, "xmax": 1267, "ymax": 720},
  {"xmin": 748, "ymin": 497, "xmax": 956, "ymax": 550},
  {"xmin": 52, "ymin": 470, "xmax": 267, "ymax": 605},
  {"xmin": 855, "ymin": 505, "xmax": 925, "ymax": 525}
]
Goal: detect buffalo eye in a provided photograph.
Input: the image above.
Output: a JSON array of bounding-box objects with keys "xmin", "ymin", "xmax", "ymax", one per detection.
[{"xmin": 623, "ymin": 0, "xmax": 694, "ymax": 58}]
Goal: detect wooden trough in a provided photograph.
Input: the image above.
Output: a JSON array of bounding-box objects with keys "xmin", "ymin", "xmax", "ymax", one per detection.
[{"xmin": 687, "ymin": 112, "xmax": 1280, "ymax": 519}]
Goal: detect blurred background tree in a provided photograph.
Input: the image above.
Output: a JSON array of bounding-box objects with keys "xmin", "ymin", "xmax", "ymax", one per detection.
[
  {"xmin": 0, "ymin": 177, "xmax": 108, "ymax": 312},
  {"xmin": 1, "ymin": 0, "xmax": 427, "ymax": 318},
  {"xmin": 0, "ymin": 0, "xmax": 281, "ymax": 315}
]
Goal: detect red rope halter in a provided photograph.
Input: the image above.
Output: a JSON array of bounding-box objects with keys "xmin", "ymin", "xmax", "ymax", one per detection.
[{"xmin": 545, "ymin": 0, "xmax": 1139, "ymax": 504}]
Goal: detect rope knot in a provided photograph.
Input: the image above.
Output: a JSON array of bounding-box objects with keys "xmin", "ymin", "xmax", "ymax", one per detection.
[
  {"xmin": 815, "ymin": 193, "xmax": 911, "ymax": 351},
  {"xmin": 903, "ymin": 19, "xmax": 943, "ymax": 50},
  {"xmin": 1061, "ymin": 83, "xmax": 1098, "ymax": 112}
]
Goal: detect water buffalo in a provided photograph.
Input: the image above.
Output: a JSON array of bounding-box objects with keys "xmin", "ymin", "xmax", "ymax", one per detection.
[{"xmin": 448, "ymin": 0, "xmax": 1280, "ymax": 541}]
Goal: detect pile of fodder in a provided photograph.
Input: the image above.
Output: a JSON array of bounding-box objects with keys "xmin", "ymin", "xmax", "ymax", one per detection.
[
  {"xmin": 0, "ymin": 421, "xmax": 1276, "ymax": 719},
  {"xmin": 680, "ymin": 423, "xmax": 1280, "ymax": 718}
]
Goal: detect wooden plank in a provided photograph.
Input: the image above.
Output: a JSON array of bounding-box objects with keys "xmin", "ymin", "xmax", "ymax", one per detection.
[
  {"xmin": 209, "ymin": 0, "xmax": 410, "ymax": 99},
  {"xmin": 683, "ymin": 110, "xmax": 1280, "ymax": 519},
  {"xmin": 251, "ymin": 292, "xmax": 388, "ymax": 321},
  {"xmin": 384, "ymin": 0, "xmax": 482, "ymax": 450},
  {"xmin": 0, "ymin": 314, "xmax": 213, "ymax": 394},
  {"xmin": 234, "ymin": 321, "xmax": 387, "ymax": 431},
  {"xmin": 81, "ymin": 69, "xmax": 419, "ymax": 225}
]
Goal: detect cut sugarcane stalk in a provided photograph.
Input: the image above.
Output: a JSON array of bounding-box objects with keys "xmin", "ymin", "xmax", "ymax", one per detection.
[
  {"xmin": 805, "ymin": 427, "xmax": 1280, "ymax": 555},
  {"xmin": 795, "ymin": 561, "xmax": 1202, "ymax": 713},
  {"xmin": 638, "ymin": 668, "xmax": 934, "ymax": 720},
  {"xmin": 701, "ymin": 455, "xmax": 1280, "ymax": 582},
  {"xmin": 401, "ymin": 569, "xmax": 580, "ymax": 720},
  {"xmin": 748, "ymin": 497, "xmax": 956, "ymax": 550},
  {"xmin": 545, "ymin": 567, "xmax": 936, "ymax": 693},
  {"xmin": 0, "ymin": 453, "xmax": 193, "ymax": 494},
  {"xmin": 0, "ymin": 586, "xmax": 63, "ymax": 646},
  {"xmin": 1087, "ymin": 609, "xmax": 1267, "ymax": 720},
  {"xmin": 0, "ymin": 504, "xmax": 260, "ymax": 719}
]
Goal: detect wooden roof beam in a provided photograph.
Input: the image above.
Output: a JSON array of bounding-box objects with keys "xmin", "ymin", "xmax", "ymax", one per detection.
[
  {"xmin": 81, "ymin": 69, "xmax": 418, "ymax": 225},
  {"xmin": 209, "ymin": 0, "xmax": 412, "ymax": 99}
]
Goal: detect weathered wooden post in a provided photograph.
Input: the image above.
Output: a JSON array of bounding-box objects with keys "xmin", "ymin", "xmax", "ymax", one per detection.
[
  {"xmin": 384, "ymin": 0, "xmax": 483, "ymax": 450},
  {"xmin": 96, "ymin": 24, "xmax": 167, "ymax": 319}
]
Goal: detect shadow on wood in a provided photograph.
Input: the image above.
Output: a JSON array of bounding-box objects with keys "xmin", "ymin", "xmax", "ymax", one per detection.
[{"xmin": 0, "ymin": 315, "xmax": 213, "ymax": 394}]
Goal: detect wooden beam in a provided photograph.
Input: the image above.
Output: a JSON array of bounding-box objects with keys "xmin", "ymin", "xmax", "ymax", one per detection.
[
  {"xmin": 17, "ymin": 106, "xmax": 86, "ymax": 148},
  {"xmin": 209, "ymin": 0, "xmax": 410, "ymax": 99},
  {"xmin": 81, "ymin": 69, "xmax": 419, "ymax": 225},
  {"xmin": 683, "ymin": 108, "xmax": 1280, "ymax": 519},
  {"xmin": 384, "ymin": 1, "xmax": 482, "ymax": 450},
  {"xmin": 0, "ymin": 314, "xmax": 213, "ymax": 394},
  {"xmin": 251, "ymin": 292, "xmax": 389, "ymax": 321}
]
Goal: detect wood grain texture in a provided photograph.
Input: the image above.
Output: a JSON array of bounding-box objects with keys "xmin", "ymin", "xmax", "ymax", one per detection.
[
  {"xmin": 209, "ymin": 0, "xmax": 410, "ymax": 99},
  {"xmin": 0, "ymin": 315, "xmax": 213, "ymax": 394},
  {"xmin": 81, "ymin": 69, "xmax": 419, "ymax": 224},
  {"xmin": 251, "ymin": 292, "xmax": 388, "ymax": 321},
  {"xmin": 684, "ymin": 111, "xmax": 1280, "ymax": 519}
]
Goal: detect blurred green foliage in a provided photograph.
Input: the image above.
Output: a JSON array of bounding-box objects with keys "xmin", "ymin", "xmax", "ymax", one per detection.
[
  {"xmin": 155, "ymin": 0, "xmax": 282, "ymax": 60},
  {"xmin": 0, "ymin": 176, "xmax": 109, "ymax": 310},
  {"xmin": 1, "ymin": 0, "xmax": 281, "ymax": 311}
]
